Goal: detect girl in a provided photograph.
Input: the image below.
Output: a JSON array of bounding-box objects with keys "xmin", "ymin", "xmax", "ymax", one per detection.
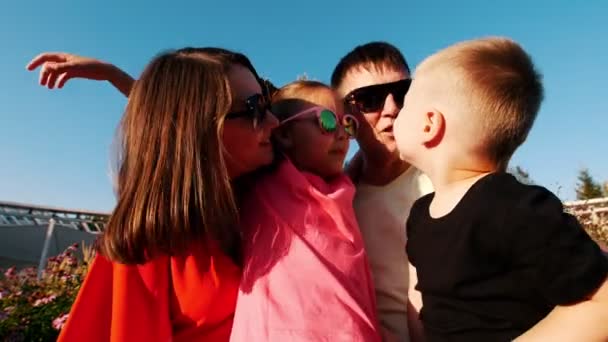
[{"xmin": 230, "ymin": 80, "xmax": 382, "ymax": 341}]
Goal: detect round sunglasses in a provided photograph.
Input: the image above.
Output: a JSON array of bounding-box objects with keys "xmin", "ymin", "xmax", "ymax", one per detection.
[
  {"xmin": 280, "ymin": 106, "xmax": 359, "ymax": 138},
  {"xmin": 344, "ymin": 79, "xmax": 411, "ymax": 113}
]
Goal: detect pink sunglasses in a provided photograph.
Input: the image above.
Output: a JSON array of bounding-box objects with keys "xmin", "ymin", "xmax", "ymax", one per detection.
[{"xmin": 280, "ymin": 106, "xmax": 359, "ymax": 138}]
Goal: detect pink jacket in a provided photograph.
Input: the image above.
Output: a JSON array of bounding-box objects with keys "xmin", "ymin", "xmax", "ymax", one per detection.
[{"xmin": 230, "ymin": 159, "xmax": 381, "ymax": 341}]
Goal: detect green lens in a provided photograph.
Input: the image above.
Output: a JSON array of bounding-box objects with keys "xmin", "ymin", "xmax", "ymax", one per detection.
[
  {"xmin": 319, "ymin": 110, "xmax": 338, "ymax": 132},
  {"xmin": 343, "ymin": 116, "xmax": 358, "ymax": 137}
]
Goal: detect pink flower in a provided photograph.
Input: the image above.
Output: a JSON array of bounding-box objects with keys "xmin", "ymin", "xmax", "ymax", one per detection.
[
  {"xmin": 67, "ymin": 243, "xmax": 79, "ymax": 252},
  {"xmin": 33, "ymin": 294, "xmax": 57, "ymax": 307},
  {"xmin": 3, "ymin": 267, "xmax": 16, "ymax": 278},
  {"xmin": 22, "ymin": 267, "xmax": 37, "ymax": 278},
  {"xmin": 65, "ymin": 256, "xmax": 77, "ymax": 267},
  {"xmin": 52, "ymin": 313, "xmax": 69, "ymax": 330}
]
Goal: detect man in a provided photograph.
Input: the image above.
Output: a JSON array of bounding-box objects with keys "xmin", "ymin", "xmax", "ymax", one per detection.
[{"xmin": 331, "ymin": 42, "xmax": 433, "ymax": 342}]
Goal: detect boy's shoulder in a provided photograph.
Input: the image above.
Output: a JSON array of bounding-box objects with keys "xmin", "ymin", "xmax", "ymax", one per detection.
[
  {"xmin": 476, "ymin": 172, "xmax": 564, "ymax": 219},
  {"xmin": 407, "ymin": 172, "xmax": 567, "ymax": 238},
  {"xmin": 411, "ymin": 172, "xmax": 566, "ymax": 233}
]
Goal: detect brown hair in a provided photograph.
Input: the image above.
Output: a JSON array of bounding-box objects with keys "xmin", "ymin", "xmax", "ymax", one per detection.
[
  {"xmin": 103, "ymin": 48, "xmax": 258, "ymax": 264},
  {"xmin": 331, "ymin": 41, "xmax": 410, "ymax": 91},
  {"xmin": 421, "ymin": 37, "xmax": 544, "ymax": 170}
]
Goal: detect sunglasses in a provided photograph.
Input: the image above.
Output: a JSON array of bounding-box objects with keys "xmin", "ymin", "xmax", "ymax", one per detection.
[
  {"xmin": 280, "ymin": 106, "xmax": 359, "ymax": 138},
  {"xmin": 226, "ymin": 94, "xmax": 269, "ymax": 129},
  {"xmin": 344, "ymin": 79, "xmax": 412, "ymax": 113}
]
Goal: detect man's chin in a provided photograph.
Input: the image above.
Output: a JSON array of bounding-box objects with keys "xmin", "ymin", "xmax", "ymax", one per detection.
[
  {"xmin": 398, "ymin": 151, "xmax": 414, "ymax": 164},
  {"xmin": 379, "ymin": 138, "xmax": 398, "ymax": 155},
  {"xmin": 364, "ymin": 144, "xmax": 400, "ymax": 165},
  {"xmin": 357, "ymin": 134, "xmax": 399, "ymax": 156},
  {"xmin": 379, "ymin": 130, "xmax": 395, "ymax": 139}
]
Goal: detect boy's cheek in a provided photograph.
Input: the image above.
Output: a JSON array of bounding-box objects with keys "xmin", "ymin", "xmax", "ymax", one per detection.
[
  {"xmin": 393, "ymin": 117, "xmax": 407, "ymax": 141},
  {"xmin": 394, "ymin": 122, "xmax": 419, "ymax": 158},
  {"xmin": 393, "ymin": 125, "xmax": 408, "ymax": 152}
]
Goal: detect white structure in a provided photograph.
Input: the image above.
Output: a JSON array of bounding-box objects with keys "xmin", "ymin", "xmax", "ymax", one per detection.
[
  {"xmin": 564, "ymin": 197, "xmax": 608, "ymax": 225},
  {"xmin": 0, "ymin": 201, "xmax": 108, "ymax": 271}
]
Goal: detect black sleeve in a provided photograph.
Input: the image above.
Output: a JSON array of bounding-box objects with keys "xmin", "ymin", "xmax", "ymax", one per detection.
[{"xmin": 508, "ymin": 186, "xmax": 608, "ymax": 305}]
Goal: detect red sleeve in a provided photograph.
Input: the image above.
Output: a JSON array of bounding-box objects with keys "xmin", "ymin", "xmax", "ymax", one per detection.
[{"xmin": 58, "ymin": 254, "xmax": 172, "ymax": 342}]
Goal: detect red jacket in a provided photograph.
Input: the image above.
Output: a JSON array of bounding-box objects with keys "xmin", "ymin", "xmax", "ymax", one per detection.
[{"xmin": 58, "ymin": 241, "xmax": 240, "ymax": 341}]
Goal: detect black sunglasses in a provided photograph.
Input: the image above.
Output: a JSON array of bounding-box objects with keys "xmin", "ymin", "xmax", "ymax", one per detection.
[
  {"xmin": 226, "ymin": 94, "xmax": 269, "ymax": 129},
  {"xmin": 344, "ymin": 79, "xmax": 412, "ymax": 113}
]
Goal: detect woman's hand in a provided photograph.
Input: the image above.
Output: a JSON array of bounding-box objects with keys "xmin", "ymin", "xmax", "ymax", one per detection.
[{"xmin": 26, "ymin": 52, "xmax": 134, "ymax": 97}]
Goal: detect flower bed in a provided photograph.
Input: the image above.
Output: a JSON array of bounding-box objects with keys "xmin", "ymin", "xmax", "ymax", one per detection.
[{"xmin": 0, "ymin": 243, "xmax": 94, "ymax": 341}]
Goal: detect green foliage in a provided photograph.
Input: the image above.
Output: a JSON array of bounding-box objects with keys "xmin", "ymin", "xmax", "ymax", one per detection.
[{"xmin": 576, "ymin": 168, "xmax": 604, "ymax": 200}]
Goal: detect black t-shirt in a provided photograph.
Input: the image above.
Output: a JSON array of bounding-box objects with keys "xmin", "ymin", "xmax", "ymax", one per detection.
[{"xmin": 406, "ymin": 172, "xmax": 608, "ymax": 342}]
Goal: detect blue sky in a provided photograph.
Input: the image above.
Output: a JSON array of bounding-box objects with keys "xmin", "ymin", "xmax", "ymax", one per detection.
[{"xmin": 1, "ymin": 0, "xmax": 606, "ymax": 212}]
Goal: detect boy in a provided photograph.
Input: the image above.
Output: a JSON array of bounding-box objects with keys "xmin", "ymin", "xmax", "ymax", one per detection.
[{"xmin": 394, "ymin": 37, "xmax": 608, "ymax": 341}]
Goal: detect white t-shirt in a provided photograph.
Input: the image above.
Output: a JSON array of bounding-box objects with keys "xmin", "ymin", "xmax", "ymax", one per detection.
[{"xmin": 353, "ymin": 166, "xmax": 433, "ymax": 342}]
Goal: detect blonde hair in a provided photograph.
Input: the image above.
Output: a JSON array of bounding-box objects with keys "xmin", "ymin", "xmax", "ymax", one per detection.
[
  {"xmin": 103, "ymin": 49, "xmax": 244, "ymax": 264},
  {"xmin": 271, "ymin": 80, "xmax": 341, "ymax": 121},
  {"xmin": 420, "ymin": 37, "xmax": 544, "ymax": 170}
]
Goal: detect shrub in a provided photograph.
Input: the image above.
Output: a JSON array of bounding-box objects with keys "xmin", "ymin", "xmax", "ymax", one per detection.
[{"xmin": 0, "ymin": 243, "xmax": 94, "ymax": 341}]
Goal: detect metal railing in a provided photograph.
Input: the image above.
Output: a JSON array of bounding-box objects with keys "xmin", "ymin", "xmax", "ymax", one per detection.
[
  {"xmin": 563, "ymin": 197, "xmax": 608, "ymax": 224},
  {"xmin": 0, "ymin": 201, "xmax": 109, "ymax": 233},
  {"xmin": 1, "ymin": 197, "xmax": 605, "ymax": 277},
  {"xmin": 0, "ymin": 201, "xmax": 110, "ymax": 277}
]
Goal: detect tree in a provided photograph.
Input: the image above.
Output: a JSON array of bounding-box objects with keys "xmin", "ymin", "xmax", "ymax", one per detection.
[
  {"xmin": 508, "ymin": 165, "xmax": 534, "ymax": 185},
  {"xmin": 575, "ymin": 168, "xmax": 603, "ymax": 200}
]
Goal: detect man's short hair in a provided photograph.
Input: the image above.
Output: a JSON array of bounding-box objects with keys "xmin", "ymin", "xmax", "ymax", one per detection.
[{"xmin": 331, "ymin": 42, "xmax": 410, "ymax": 90}]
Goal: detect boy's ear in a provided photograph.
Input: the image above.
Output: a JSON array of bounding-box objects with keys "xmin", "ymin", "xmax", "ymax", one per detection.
[
  {"xmin": 273, "ymin": 126, "xmax": 294, "ymax": 149},
  {"xmin": 422, "ymin": 108, "xmax": 445, "ymax": 148}
]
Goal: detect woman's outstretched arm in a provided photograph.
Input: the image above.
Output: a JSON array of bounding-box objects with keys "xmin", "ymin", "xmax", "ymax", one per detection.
[{"xmin": 27, "ymin": 52, "xmax": 134, "ymax": 97}]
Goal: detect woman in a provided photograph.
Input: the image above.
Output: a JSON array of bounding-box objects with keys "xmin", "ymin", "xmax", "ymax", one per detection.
[{"xmin": 32, "ymin": 48, "xmax": 278, "ymax": 341}]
